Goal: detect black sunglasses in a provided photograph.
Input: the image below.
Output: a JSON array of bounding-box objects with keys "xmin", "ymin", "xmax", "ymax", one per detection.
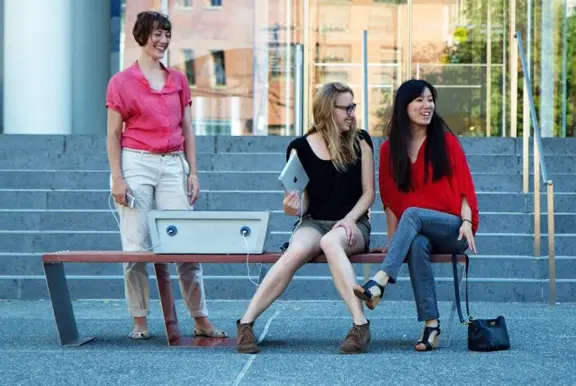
[{"xmin": 334, "ymin": 103, "xmax": 357, "ymax": 116}]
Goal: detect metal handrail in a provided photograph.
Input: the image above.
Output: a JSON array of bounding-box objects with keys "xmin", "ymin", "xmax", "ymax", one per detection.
[{"xmin": 515, "ymin": 31, "xmax": 556, "ymax": 305}]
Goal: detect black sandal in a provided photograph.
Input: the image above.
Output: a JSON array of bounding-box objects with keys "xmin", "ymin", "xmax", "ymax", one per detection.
[
  {"xmin": 353, "ymin": 280, "xmax": 386, "ymax": 310},
  {"xmin": 415, "ymin": 321, "xmax": 441, "ymax": 352}
]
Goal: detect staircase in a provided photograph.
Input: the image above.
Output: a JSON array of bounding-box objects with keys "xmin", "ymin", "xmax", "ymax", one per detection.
[{"xmin": 0, "ymin": 134, "xmax": 574, "ymax": 302}]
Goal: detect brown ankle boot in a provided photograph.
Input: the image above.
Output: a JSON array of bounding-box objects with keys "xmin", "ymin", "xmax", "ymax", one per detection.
[
  {"xmin": 236, "ymin": 319, "xmax": 259, "ymax": 354},
  {"xmin": 339, "ymin": 320, "xmax": 371, "ymax": 354}
]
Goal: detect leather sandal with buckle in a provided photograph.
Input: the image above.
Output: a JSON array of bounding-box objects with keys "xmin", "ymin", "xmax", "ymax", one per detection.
[
  {"xmin": 128, "ymin": 330, "xmax": 151, "ymax": 340},
  {"xmin": 193, "ymin": 327, "xmax": 228, "ymax": 338},
  {"xmin": 353, "ymin": 279, "xmax": 386, "ymax": 310},
  {"xmin": 415, "ymin": 321, "xmax": 441, "ymax": 352}
]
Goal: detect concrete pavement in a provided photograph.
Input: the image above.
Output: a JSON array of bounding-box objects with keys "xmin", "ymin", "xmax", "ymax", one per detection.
[{"xmin": 0, "ymin": 299, "xmax": 574, "ymax": 385}]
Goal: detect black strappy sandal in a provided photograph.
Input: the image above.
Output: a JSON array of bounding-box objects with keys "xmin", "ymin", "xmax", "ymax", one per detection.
[
  {"xmin": 353, "ymin": 280, "xmax": 386, "ymax": 310},
  {"xmin": 415, "ymin": 321, "xmax": 441, "ymax": 352}
]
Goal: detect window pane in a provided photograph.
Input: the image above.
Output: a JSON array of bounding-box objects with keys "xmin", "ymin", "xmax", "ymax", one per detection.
[
  {"xmin": 167, "ymin": 0, "xmax": 254, "ymax": 135},
  {"xmin": 412, "ymin": 0, "xmax": 506, "ymax": 137},
  {"xmin": 176, "ymin": 0, "xmax": 193, "ymax": 6},
  {"xmin": 182, "ymin": 49, "xmax": 196, "ymax": 86},
  {"xmin": 211, "ymin": 50, "xmax": 227, "ymax": 86}
]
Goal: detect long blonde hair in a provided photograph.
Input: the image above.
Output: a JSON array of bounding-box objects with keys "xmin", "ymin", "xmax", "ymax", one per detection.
[{"xmin": 309, "ymin": 82, "xmax": 359, "ymax": 172}]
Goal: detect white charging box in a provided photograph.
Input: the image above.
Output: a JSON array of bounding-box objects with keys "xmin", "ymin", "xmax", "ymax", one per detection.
[{"xmin": 147, "ymin": 210, "xmax": 271, "ymax": 254}]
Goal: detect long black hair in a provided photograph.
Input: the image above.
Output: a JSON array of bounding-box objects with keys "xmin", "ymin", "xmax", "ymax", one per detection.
[{"xmin": 386, "ymin": 79, "xmax": 454, "ymax": 192}]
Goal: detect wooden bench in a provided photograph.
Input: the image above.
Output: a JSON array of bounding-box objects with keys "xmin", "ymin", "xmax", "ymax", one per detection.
[{"xmin": 41, "ymin": 250, "xmax": 467, "ymax": 348}]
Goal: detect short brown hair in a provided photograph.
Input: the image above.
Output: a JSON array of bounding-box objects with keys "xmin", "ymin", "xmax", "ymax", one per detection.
[{"xmin": 132, "ymin": 11, "xmax": 172, "ymax": 47}]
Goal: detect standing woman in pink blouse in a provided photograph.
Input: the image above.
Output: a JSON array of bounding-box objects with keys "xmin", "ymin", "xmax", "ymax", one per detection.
[{"xmin": 105, "ymin": 11, "xmax": 226, "ymax": 340}]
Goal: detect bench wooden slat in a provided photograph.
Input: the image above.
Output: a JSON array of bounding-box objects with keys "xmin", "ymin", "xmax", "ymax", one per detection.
[{"xmin": 42, "ymin": 250, "xmax": 466, "ymax": 264}]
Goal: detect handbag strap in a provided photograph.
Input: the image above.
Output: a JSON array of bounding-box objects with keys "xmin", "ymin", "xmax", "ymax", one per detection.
[{"xmin": 451, "ymin": 253, "xmax": 471, "ymax": 324}]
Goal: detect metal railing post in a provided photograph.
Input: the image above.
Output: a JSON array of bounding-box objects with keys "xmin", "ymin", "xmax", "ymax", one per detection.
[
  {"xmin": 515, "ymin": 31, "xmax": 556, "ymax": 305},
  {"xmin": 534, "ymin": 136, "xmax": 541, "ymax": 256},
  {"xmin": 362, "ymin": 30, "xmax": 369, "ymax": 132},
  {"xmin": 294, "ymin": 44, "xmax": 304, "ymax": 136},
  {"xmin": 362, "ymin": 29, "xmax": 370, "ymax": 280},
  {"xmin": 547, "ymin": 181, "xmax": 556, "ymax": 305}
]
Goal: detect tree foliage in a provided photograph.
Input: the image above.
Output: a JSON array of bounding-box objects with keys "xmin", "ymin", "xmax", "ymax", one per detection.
[
  {"xmin": 376, "ymin": 0, "xmax": 575, "ymax": 137},
  {"xmin": 436, "ymin": 0, "xmax": 575, "ymax": 137}
]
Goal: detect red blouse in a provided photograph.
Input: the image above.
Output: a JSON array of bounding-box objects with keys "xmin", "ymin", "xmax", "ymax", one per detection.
[
  {"xmin": 379, "ymin": 133, "xmax": 479, "ymax": 233},
  {"xmin": 106, "ymin": 61, "xmax": 192, "ymax": 154}
]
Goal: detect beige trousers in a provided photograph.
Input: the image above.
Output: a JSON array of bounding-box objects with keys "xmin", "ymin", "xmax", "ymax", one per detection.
[{"xmin": 113, "ymin": 149, "xmax": 208, "ymax": 318}]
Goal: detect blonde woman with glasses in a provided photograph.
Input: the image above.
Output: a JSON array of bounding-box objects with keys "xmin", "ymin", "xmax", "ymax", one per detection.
[{"xmin": 236, "ymin": 82, "xmax": 376, "ymax": 354}]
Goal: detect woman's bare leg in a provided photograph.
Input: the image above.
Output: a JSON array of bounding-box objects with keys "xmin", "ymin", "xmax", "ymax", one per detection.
[
  {"xmin": 321, "ymin": 226, "xmax": 371, "ymax": 353},
  {"xmin": 320, "ymin": 227, "xmax": 367, "ymax": 325},
  {"xmin": 240, "ymin": 226, "xmax": 322, "ymax": 324},
  {"xmin": 237, "ymin": 226, "xmax": 322, "ymax": 354}
]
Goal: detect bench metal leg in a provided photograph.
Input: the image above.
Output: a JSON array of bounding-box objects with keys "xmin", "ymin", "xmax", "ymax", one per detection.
[
  {"xmin": 154, "ymin": 263, "xmax": 181, "ymax": 346},
  {"xmin": 444, "ymin": 263, "xmax": 465, "ymax": 348},
  {"xmin": 43, "ymin": 262, "xmax": 94, "ymax": 346},
  {"xmin": 154, "ymin": 264, "xmax": 237, "ymax": 348}
]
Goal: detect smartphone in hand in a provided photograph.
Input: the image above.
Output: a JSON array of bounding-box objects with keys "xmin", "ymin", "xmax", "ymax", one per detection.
[{"xmin": 126, "ymin": 193, "xmax": 136, "ymax": 208}]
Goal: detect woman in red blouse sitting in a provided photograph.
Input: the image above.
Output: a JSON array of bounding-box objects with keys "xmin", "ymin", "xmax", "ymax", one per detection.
[{"xmin": 353, "ymin": 79, "xmax": 479, "ymax": 352}]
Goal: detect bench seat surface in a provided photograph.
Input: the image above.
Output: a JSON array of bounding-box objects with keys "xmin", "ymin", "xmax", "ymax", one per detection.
[{"xmin": 42, "ymin": 251, "xmax": 464, "ymax": 264}]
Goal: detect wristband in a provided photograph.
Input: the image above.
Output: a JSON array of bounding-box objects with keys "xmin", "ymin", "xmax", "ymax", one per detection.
[{"xmin": 462, "ymin": 219, "xmax": 472, "ymax": 225}]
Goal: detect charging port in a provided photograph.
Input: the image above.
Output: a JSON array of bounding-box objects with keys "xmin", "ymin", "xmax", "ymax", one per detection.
[
  {"xmin": 166, "ymin": 225, "xmax": 178, "ymax": 236},
  {"xmin": 240, "ymin": 226, "xmax": 251, "ymax": 237}
]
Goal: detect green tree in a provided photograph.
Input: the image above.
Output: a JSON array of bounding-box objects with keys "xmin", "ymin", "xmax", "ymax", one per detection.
[
  {"xmin": 565, "ymin": 13, "xmax": 576, "ymax": 137},
  {"xmin": 435, "ymin": 0, "xmax": 575, "ymax": 137}
]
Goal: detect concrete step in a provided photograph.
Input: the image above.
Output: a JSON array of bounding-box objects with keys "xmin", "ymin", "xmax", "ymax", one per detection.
[
  {"xmin": 2, "ymin": 253, "xmax": 565, "ymax": 279},
  {"xmin": 3, "ymin": 152, "xmax": 576, "ymax": 174},
  {"xmin": 4, "ymin": 134, "xmax": 576, "ymax": 154},
  {"xmin": 525, "ymin": 138, "xmax": 576, "ymax": 156},
  {"xmin": 0, "ymin": 170, "xmax": 527, "ymax": 192},
  {"xmin": 0, "ymin": 210, "xmax": 573, "ymax": 234},
  {"xmin": 526, "ymin": 174, "xmax": 576, "ymax": 192},
  {"xmin": 0, "ymin": 135, "xmax": 522, "ymax": 154},
  {"xmin": 0, "ymin": 274, "xmax": 571, "ymax": 302},
  {"xmin": 0, "ymin": 135, "xmax": 216, "ymax": 153},
  {"xmin": 4, "ymin": 170, "xmax": 575, "ymax": 192},
  {"xmin": 1, "ymin": 190, "xmax": 573, "ymax": 213},
  {"xmin": 0, "ymin": 231, "xmax": 567, "ymax": 256},
  {"xmin": 2, "ymin": 134, "xmax": 576, "ymax": 155},
  {"xmin": 2, "ymin": 171, "xmax": 575, "ymax": 194},
  {"xmin": 522, "ymin": 156, "xmax": 576, "ymax": 174},
  {"xmin": 0, "ymin": 152, "xmax": 524, "ymax": 173}
]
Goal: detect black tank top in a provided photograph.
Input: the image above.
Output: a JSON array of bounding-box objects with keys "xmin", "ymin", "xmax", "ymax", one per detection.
[{"xmin": 285, "ymin": 130, "xmax": 374, "ymax": 221}]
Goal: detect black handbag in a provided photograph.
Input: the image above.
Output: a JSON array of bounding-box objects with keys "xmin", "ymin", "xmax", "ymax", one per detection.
[{"xmin": 451, "ymin": 254, "xmax": 511, "ymax": 352}]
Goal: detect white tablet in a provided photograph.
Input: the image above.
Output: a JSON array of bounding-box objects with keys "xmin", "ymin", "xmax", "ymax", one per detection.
[{"xmin": 278, "ymin": 151, "xmax": 309, "ymax": 193}]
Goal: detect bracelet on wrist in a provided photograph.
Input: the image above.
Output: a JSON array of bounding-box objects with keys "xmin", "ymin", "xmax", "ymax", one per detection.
[
  {"xmin": 188, "ymin": 175, "xmax": 198, "ymax": 180},
  {"xmin": 462, "ymin": 219, "xmax": 472, "ymax": 225}
]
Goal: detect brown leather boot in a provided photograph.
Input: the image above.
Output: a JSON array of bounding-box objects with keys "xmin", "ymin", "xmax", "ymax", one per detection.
[
  {"xmin": 339, "ymin": 320, "xmax": 371, "ymax": 354},
  {"xmin": 236, "ymin": 319, "xmax": 259, "ymax": 354}
]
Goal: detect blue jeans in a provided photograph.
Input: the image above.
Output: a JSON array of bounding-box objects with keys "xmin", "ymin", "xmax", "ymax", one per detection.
[{"xmin": 378, "ymin": 208, "xmax": 469, "ymax": 321}]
